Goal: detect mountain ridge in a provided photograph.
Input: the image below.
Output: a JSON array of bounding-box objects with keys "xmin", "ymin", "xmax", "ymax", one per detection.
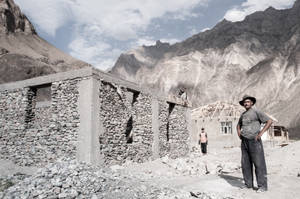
[
  {"xmin": 111, "ymin": 0, "xmax": 300, "ymax": 138},
  {"xmin": 0, "ymin": 0, "xmax": 89, "ymax": 84}
]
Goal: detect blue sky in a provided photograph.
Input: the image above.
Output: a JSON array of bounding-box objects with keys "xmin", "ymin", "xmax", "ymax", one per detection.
[{"xmin": 14, "ymin": 0, "xmax": 295, "ymax": 71}]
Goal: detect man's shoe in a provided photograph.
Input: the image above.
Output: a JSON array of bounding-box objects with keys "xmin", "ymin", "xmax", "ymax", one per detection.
[
  {"xmin": 240, "ymin": 184, "xmax": 252, "ymax": 189},
  {"xmin": 256, "ymin": 188, "xmax": 267, "ymax": 193}
]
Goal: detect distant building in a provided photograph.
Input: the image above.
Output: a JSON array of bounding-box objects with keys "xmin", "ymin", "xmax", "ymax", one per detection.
[
  {"xmin": 269, "ymin": 125, "xmax": 289, "ymax": 147},
  {"xmin": 191, "ymin": 101, "xmax": 287, "ymax": 149},
  {"xmin": 191, "ymin": 101, "xmax": 243, "ymax": 149}
]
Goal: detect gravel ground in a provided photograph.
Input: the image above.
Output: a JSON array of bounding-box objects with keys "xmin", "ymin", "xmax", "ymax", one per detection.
[
  {"xmin": 0, "ymin": 158, "xmax": 225, "ymax": 199},
  {"xmin": 1, "ymin": 141, "xmax": 299, "ymax": 199}
]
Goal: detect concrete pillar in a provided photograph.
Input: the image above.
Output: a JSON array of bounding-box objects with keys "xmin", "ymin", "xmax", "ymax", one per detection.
[
  {"xmin": 186, "ymin": 107, "xmax": 193, "ymax": 152},
  {"xmin": 271, "ymin": 125, "xmax": 275, "ymax": 147},
  {"xmin": 151, "ymin": 97, "xmax": 160, "ymax": 159},
  {"xmin": 77, "ymin": 77, "xmax": 102, "ymax": 164}
]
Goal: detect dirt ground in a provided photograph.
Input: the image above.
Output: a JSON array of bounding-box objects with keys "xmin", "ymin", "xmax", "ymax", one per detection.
[
  {"xmin": 1, "ymin": 140, "xmax": 299, "ymax": 199},
  {"xmin": 120, "ymin": 140, "xmax": 300, "ymax": 199}
]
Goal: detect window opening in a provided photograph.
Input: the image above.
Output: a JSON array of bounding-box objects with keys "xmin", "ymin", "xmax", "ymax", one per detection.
[
  {"xmin": 221, "ymin": 121, "xmax": 232, "ymax": 134},
  {"xmin": 24, "ymin": 87, "xmax": 36, "ymax": 128},
  {"xmin": 166, "ymin": 102, "xmax": 175, "ymax": 141},
  {"xmin": 34, "ymin": 83, "xmax": 52, "ymax": 102},
  {"xmin": 125, "ymin": 116, "xmax": 133, "ymax": 143}
]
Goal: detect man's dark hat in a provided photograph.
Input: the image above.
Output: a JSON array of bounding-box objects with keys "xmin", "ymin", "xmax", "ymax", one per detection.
[{"xmin": 239, "ymin": 95, "xmax": 256, "ymax": 106}]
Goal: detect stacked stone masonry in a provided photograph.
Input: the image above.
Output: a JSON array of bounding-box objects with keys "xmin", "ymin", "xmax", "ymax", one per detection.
[
  {"xmin": 0, "ymin": 79, "xmax": 81, "ymax": 166},
  {"xmin": 0, "ymin": 69, "xmax": 191, "ymax": 166},
  {"xmin": 98, "ymin": 81, "xmax": 155, "ymax": 164},
  {"xmin": 158, "ymin": 102, "xmax": 189, "ymax": 158}
]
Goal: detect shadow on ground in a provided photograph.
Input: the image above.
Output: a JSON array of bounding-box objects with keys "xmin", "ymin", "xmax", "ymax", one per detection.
[{"xmin": 218, "ymin": 173, "xmax": 244, "ymax": 188}]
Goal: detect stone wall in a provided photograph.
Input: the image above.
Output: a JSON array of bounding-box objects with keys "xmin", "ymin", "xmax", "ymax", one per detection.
[
  {"xmin": 167, "ymin": 104, "xmax": 189, "ymax": 158},
  {"xmin": 0, "ymin": 68, "xmax": 191, "ymax": 166},
  {"xmin": 158, "ymin": 101, "xmax": 169, "ymax": 157},
  {"xmin": 99, "ymin": 81, "xmax": 132, "ymax": 164},
  {"xmin": 129, "ymin": 93, "xmax": 153, "ymax": 162},
  {"xmin": 48, "ymin": 79, "xmax": 81, "ymax": 163},
  {"xmin": 97, "ymin": 80, "xmax": 190, "ymax": 165},
  {"xmin": 0, "ymin": 78, "xmax": 81, "ymax": 166},
  {"xmin": 0, "ymin": 88, "xmax": 29, "ymax": 164},
  {"xmin": 98, "ymin": 81, "xmax": 154, "ymax": 164},
  {"xmin": 158, "ymin": 101, "xmax": 189, "ymax": 158}
]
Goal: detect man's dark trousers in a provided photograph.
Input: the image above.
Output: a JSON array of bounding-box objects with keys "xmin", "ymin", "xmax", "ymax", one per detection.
[
  {"xmin": 241, "ymin": 136, "xmax": 268, "ymax": 190},
  {"xmin": 201, "ymin": 143, "xmax": 207, "ymax": 154}
]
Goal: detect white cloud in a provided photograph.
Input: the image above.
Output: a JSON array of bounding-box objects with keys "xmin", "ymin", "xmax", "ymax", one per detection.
[
  {"xmin": 15, "ymin": 0, "xmax": 73, "ymax": 36},
  {"xmin": 136, "ymin": 37, "xmax": 180, "ymax": 47},
  {"xmin": 224, "ymin": 0, "xmax": 295, "ymax": 22},
  {"xmin": 160, "ymin": 38, "xmax": 180, "ymax": 44},
  {"xmin": 72, "ymin": 0, "xmax": 209, "ymax": 40},
  {"xmin": 201, "ymin": 27, "xmax": 210, "ymax": 32},
  {"xmin": 189, "ymin": 28, "xmax": 198, "ymax": 35},
  {"xmin": 15, "ymin": 0, "xmax": 210, "ymax": 70},
  {"xmin": 16, "ymin": 0, "xmax": 209, "ymax": 40},
  {"xmin": 136, "ymin": 38, "xmax": 157, "ymax": 46},
  {"xmin": 68, "ymin": 31, "xmax": 123, "ymax": 70}
]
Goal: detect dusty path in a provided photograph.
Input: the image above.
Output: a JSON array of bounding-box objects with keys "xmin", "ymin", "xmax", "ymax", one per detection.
[{"xmin": 122, "ymin": 141, "xmax": 300, "ymax": 199}]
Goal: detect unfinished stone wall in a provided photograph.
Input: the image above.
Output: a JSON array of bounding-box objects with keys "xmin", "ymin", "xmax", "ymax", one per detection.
[
  {"xmin": 0, "ymin": 68, "xmax": 191, "ymax": 166},
  {"xmin": 98, "ymin": 81, "xmax": 154, "ymax": 164},
  {"xmin": 0, "ymin": 89, "xmax": 28, "ymax": 131},
  {"xmin": 168, "ymin": 104, "xmax": 189, "ymax": 158},
  {"xmin": 0, "ymin": 79, "xmax": 81, "ymax": 166},
  {"xmin": 158, "ymin": 101, "xmax": 189, "ymax": 158},
  {"xmin": 158, "ymin": 101, "xmax": 169, "ymax": 157},
  {"xmin": 99, "ymin": 81, "xmax": 130, "ymax": 164},
  {"xmin": 33, "ymin": 104, "xmax": 51, "ymax": 129},
  {"xmin": 128, "ymin": 93, "xmax": 153, "ymax": 162},
  {"xmin": 0, "ymin": 88, "xmax": 29, "ymax": 164},
  {"xmin": 48, "ymin": 79, "xmax": 81, "ymax": 163}
]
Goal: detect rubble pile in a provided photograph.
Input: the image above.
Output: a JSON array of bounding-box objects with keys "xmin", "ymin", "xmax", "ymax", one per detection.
[
  {"xmin": 0, "ymin": 159, "xmax": 186, "ymax": 199},
  {"xmin": 0, "ymin": 158, "xmax": 238, "ymax": 199},
  {"xmin": 0, "ymin": 173, "xmax": 30, "ymax": 192},
  {"xmin": 161, "ymin": 154, "xmax": 240, "ymax": 176}
]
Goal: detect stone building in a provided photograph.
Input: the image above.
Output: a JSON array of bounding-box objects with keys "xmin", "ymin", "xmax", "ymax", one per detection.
[{"xmin": 0, "ymin": 68, "xmax": 192, "ymax": 166}]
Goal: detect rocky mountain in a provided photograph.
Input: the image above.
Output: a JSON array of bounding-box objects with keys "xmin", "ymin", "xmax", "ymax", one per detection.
[
  {"xmin": 111, "ymin": 0, "xmax": 300, "ymax": 138},
  {"xmin": 0, "ymin": 0, "xmax": 88, "ymax": 84}
]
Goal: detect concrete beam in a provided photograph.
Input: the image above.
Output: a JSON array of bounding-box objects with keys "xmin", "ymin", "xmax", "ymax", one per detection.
[
  {"xmin": 0, "ymin": 68, "xmax": 93, "ymax": 91},
  {"xmin": 0, "ymin": 66, "xmax": 185, "ymax": 106}
]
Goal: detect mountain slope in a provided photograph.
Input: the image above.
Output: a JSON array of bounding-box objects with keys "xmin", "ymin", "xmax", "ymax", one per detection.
[
  {"xmin": 111, "ymin": 0, "xmax": 300, "ymax": 138},
  {"xmin": 0, "ymin": 0, "xmax": 89, "ymax": 84}
]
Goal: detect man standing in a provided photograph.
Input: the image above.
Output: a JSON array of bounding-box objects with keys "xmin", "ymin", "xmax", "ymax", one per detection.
[
  {"xmin": 237, "ymin": 95, "xmax": 273, "ymax": 193},
  {"xmin": 199, "ymin": 127, "xmax": 208, "ymax": 154}
]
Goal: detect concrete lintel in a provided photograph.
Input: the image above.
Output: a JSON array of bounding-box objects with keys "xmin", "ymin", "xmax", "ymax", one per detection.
[
  {"xmin": 92, "ymin": 69, "xmax": 141, "ymax": 92},
  {"xmin": 77, "ymin": 76, "xmax": 101, "ymax": 164},
  {"xmin": 0, "ymin": 67, "xmax": 93, "ymax": 91},
  {"xmin": 151, "ymin": 97, "xmax": 160, "ymax": 159},
  {"xmin": 91, "ymin": 68, "xmax": 184, "ymax": 105},
  {"xmin": 0, "ymin": 65, "xmax": 186, "ymax": 107}
]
